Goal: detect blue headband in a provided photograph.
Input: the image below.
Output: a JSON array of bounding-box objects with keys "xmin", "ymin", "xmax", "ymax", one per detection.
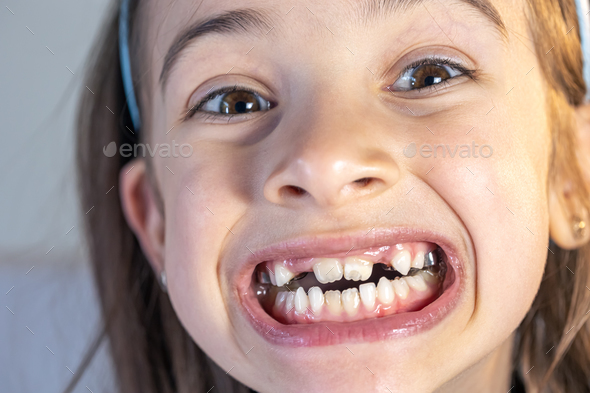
[
  {"xmin": 575, "ymin": 0, "xmax": 590, "ymax": 101},
  {"xmin": 119, "ymin": 0, "xmax": 141, "ymax": 132},
  {"xmin": 118, "ymin": 0, "xmax": 590, "ymax": 130}
]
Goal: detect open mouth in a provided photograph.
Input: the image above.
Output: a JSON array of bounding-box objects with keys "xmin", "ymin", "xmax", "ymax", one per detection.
[
  {"xmin": 237, "ymin": 229, "xmax": 464, "ymax": 346},
  {"xmin": 252, "ymin": 242, "xmax": 450, "ymax": 324},
  {"xmin": 252, "ymin": 242, "xmax": 451, "ymax": 324}
]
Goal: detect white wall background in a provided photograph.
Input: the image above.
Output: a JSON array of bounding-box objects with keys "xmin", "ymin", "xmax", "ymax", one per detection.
[{"xmin": 1, "ymin": 0, "xmax": 116, "ymax": 391}]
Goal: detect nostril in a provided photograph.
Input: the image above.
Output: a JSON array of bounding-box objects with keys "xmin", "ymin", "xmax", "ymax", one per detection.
[
  {"xmin": 353, "ymin": 177, "xmax": 374, "ymax": 188},
  {"xmin": 281, "ymin": 185, "xmax": 308, "ymax": 198}
]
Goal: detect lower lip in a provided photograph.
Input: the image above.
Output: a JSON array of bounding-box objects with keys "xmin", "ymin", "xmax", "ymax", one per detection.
[{"xmin": 238, "ymin": 251, "xmax": 464, "ymax": 347}]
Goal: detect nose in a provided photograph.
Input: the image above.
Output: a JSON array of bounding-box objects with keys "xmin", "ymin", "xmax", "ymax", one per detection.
[{"xmin": 263, "ymin": 107, "xmax": 400, "ymax": 209}]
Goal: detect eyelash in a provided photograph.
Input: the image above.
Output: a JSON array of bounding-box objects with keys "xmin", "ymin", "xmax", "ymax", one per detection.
[
  {"xmin": 183, "ymin": 57, "xmax": 476, "ymax": 121},
  {"xmin": 183, "ymin": 85, "xmax": 265, "ymax": 121},
  {"xmin": 395, "ymin": 56, "xmax": 476, "ymax": 91}
]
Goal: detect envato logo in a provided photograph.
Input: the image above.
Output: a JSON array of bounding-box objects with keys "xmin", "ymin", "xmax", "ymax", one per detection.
[
  {"xmin": 403, "ymin": 141, "xmax": 493, "ymax": 158},
  {"xmin": 103, "ymin": 141, "xmax": 193, "ymax": 158}
]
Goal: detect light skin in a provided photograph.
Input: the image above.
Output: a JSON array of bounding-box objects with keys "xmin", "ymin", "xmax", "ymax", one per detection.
[{"xmin": 119, "ymin": 0, "xmax": 590, "ymax": 392}]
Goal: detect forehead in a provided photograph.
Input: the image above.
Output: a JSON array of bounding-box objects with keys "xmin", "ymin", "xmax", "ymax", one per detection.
[{"xmin": 141, "ymin": 0, "xmax": 519, "ymax": 103}]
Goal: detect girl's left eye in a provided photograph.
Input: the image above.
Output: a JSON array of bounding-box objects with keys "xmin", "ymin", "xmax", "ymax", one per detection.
[
  {"xmin": 390, "ymin": 63, "xmax": 465, "ymax": 92},
  {"xmin": 198, "ymin": 90, "xmax": 271, "ymax": 115}
]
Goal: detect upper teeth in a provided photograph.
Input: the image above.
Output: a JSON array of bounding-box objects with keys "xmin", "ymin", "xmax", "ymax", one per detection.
[
  {"xmin": 391, "ymin": 250, "xmax": 411, "ymax": 275},
  {"xmin": 275, "ymin": 265, "xmax": 295, "ymax": 287},
  {"xmin": 343, "ymin": 257, "xmax": 372, "ymax": 281},
  {"xmin": 312, "ymin": 258, "xmax": 344, "ymax": 284},
  {"xmin": 270, "ymin": 249, "xmax": 437, "ymax": 287},
  {"xmin": 424, "ymin": 250, "xmax": 437, "ymax": 266},
  {"xmin": 411, "ymin": 251, "xmax": 425, "ymax": 269}
]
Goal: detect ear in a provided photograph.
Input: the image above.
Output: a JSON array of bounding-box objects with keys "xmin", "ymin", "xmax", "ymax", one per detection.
[
  {"xmin": 119, "ymin": 159, "xmax": 165, "ymax": 273},
  {"xmin": 548, "ymin": 103, "xmax": 590, "ymax": 249}
]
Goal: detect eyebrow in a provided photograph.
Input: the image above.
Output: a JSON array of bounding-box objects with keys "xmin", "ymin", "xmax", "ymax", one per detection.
[
  {"xmin": 159, "ymin": 8, "xmax": 273, "ymax": 95},
  {"xmin": 359, "ymin": 0, "xmax": 506, "ymax": 35},
  {"xmin": 159, "ymin": 0, "xmax": 506, "ymax": 95}
]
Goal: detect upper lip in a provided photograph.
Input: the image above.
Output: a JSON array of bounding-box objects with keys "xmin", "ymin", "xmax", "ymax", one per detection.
[{"xmin": 232, "ymin": 226, "xmax": 466, "ymax": 294}]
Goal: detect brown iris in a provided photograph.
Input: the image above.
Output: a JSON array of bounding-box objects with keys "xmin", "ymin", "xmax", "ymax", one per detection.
[
  {"xmin": 219, "ymin": 91, "xmax": 261, "ymax": 114},
  {"xmin": 410, "ymin": 64, "xmax": 451, "ymax": 89}
]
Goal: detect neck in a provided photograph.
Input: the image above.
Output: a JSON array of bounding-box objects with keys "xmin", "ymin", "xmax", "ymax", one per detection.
[{"xmin": 437, "ymin": 332, "xmax": 516, "ymax": 393}]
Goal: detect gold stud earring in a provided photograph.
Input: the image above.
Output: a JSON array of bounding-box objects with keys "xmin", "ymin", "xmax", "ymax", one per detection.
[{"xmin": 573, "ymin": 215, "xmax": 587, "ymax": 239}]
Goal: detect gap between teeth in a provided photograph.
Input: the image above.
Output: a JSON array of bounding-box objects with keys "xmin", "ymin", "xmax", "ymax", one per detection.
[
  {"xmin": 274, "ymin": 250, "xmax": 427, "ymax": 287},
  {"xmin": 276, "ymin": 271, "xmax": 435, "ymax": 316}
]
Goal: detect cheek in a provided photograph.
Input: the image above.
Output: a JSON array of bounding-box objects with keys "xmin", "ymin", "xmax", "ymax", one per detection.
[
  {"xmin": 161, "ymin": 157, "xmax": 251, "ymax": 369},
  {"xmin": 423, "ymin": 93, "xmax": 550, "ymax": 336}
]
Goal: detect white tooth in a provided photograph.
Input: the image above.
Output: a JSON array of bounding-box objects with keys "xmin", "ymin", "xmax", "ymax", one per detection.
[
  {"xmin": 411, "ymin": 251, "xmax": 425, "ymax": 269},
  {"xmin": 342, "ymin": 288, "xmax": 360, "ymax": 316},
  {"xmin": 308, "ymin": 286, "xmax": 324, "ymax": 314},
  {"xmin": 377, "ymin": 276, "xmax": 394, "ymax": 304},
  {"xmin": 391, "ymin": 250, "xmax": 412, "ymax": 275},
  {"xmin": 274, "ymin": 265, "xmax": 295, "ymax": 287},
  {"xmin": 392, "ymin": 277, "xmax": 410, "ymax": 299},
  {"xmin": 285, "ymin": 291, "xmax": 295, "ymax": 312},
  {"xmin": 343, "ymin": 257, "xmax": 373, "ymax": 281},
  {"xmin": 294, "ymin": 287, "xmax": 310, "ymax": 314},
  {"xmin": 312, "ymin": 258, "xmax": 343, "ymax": 284},
  {"xmin": 359, "ymin": 282, "xmax": 376, "ymax": 310},
  {"xmin": 419, "ymin": 270, "xmax": 438, "ymax": 283},
  {"xmin": 324, "ymin": 290, "xmax": 342, "ymax": 315},
  {"xmin": 405, "ymin": 275, "xmax": 428, "ymax": 291},
  {"xmin": 274, "ymin": 291, "xmax": 288, "ymax": 309}
]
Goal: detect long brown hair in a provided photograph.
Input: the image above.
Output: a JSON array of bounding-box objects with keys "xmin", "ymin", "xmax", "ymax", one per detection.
[
  {"xmin": 515, "ymin": 1, "xmax": 590, "ymax": 391},
  {"xmin": 71, "ymin": 1, "xmax": 250, "ymax": 392},
  {"xmin": 70, "ymin": 0, "xmax": 590, "ymax": 392}
]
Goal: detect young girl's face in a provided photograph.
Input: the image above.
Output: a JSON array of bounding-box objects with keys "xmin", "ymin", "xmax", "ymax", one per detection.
[{"xmin": 125, "ymin": 0, "xmax": 557, "ymax": 391}]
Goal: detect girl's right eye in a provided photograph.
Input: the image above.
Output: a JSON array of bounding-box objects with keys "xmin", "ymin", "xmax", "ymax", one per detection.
[
  {"xmin": 187, "ymin": 88, "xmax": 272, "ymax": 120},
  {"xmin": 387, "ymin": 56, "xmax": 476, "ymax": 94},
  {"xmin": 393, "ymin": 64, "xmax": 461, "ymax": 90}
]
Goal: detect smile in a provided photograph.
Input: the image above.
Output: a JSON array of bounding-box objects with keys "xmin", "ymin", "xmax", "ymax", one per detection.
[
  {"xmin": 255, "ymin": 242, "xmax": 447, "ymax": 323},
  {"xmin": 237, "ymin": 228, "xmax": 466, "ymax": 346}
]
